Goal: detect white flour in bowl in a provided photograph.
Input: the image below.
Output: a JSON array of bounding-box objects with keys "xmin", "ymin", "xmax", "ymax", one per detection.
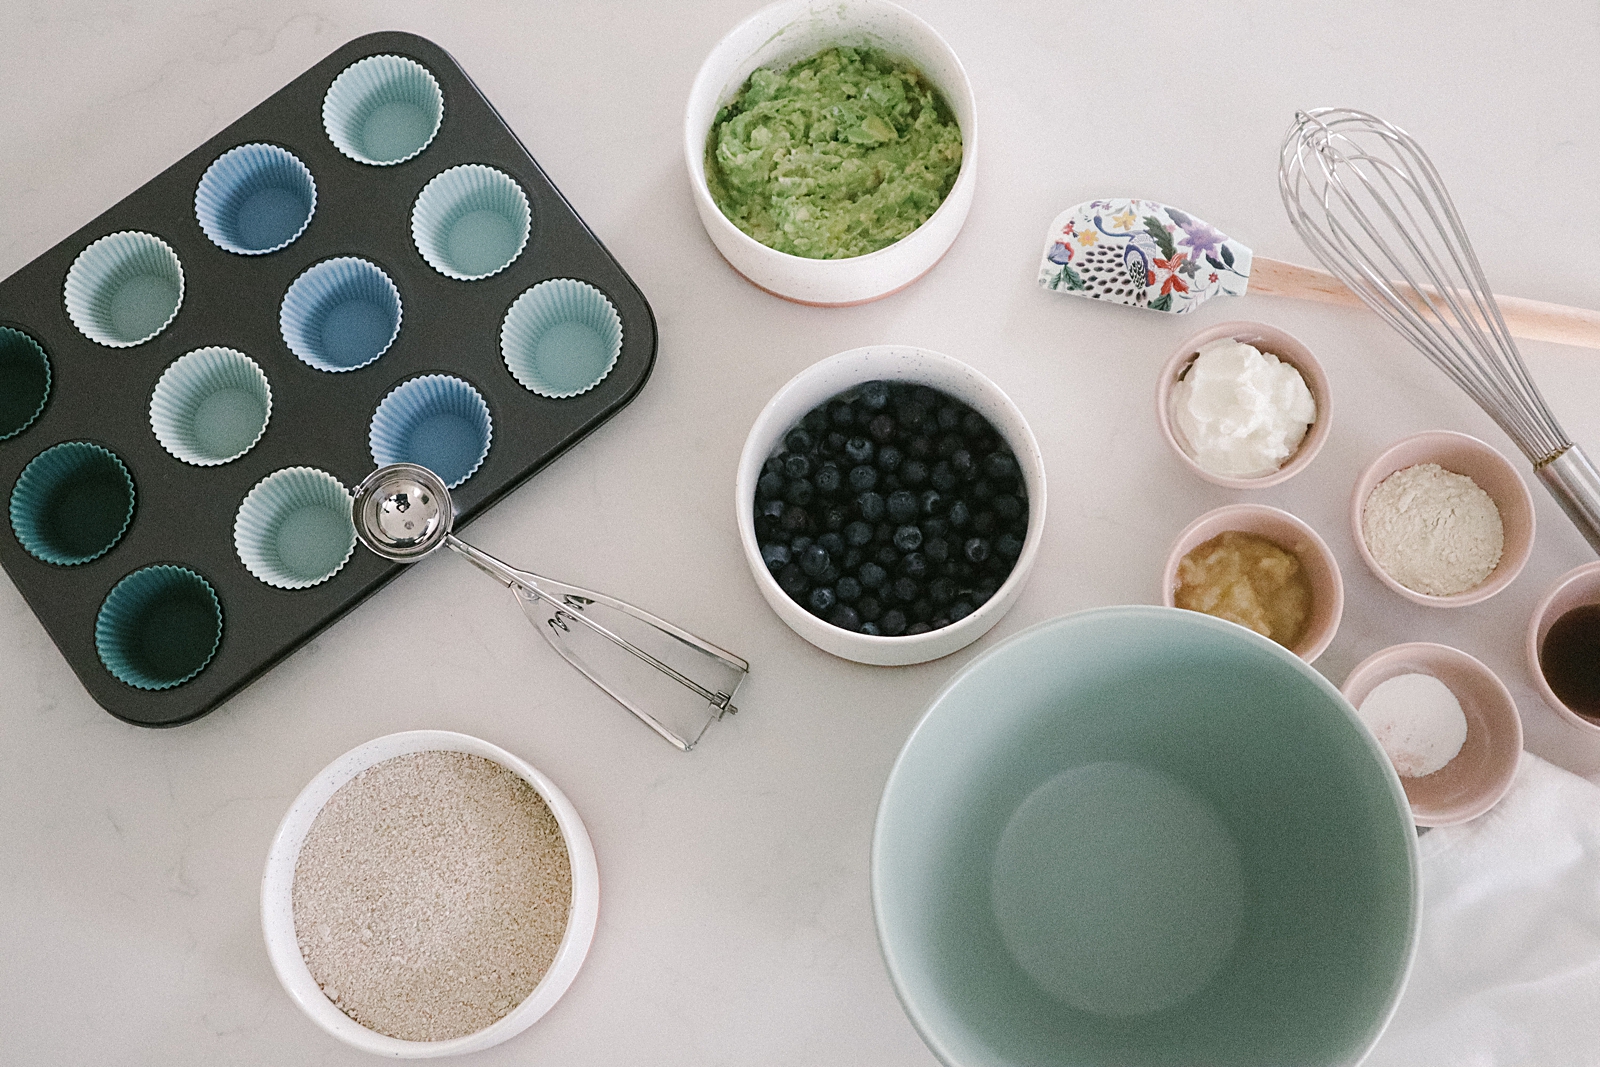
[{"xmin": 1362, "ymin": 463, "xmax": 1503, "ymax": 596}]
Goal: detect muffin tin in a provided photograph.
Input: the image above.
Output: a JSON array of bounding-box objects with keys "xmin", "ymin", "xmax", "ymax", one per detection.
[{"xmin": 0, "ymin": 32, "xmax": 657, "ymax": 726}]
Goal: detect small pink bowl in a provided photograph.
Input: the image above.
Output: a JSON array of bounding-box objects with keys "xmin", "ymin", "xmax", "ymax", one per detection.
[
  {"xmin": 1341, "ymin": 643, "xmax": 1523, "ymax": 827},
  {"xmin": 1526, "ymin": 561, "xmax": 1600, "ymax": 734},
  {"xmin": 1349, "ymin": 431, "xmax": 1535, "ymax": 607},
  {"xmin": 1156, "ymin": 320, "xmax": 1332, "ymax": 489},
  {"xmin": 1161, "ymin": 503, "xmax": 1344, "ymax": 663}
]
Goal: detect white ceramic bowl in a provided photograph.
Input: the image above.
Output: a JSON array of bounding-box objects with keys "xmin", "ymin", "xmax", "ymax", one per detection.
[
  {"xmin": 737, "ymin": 345, "xmax": 1046, "ymax": 665},
  {"xmin": 261, "ymin": 730, "xmax": 599, "ymax": 1058},
  {"xmin": 685, "ymin": 0, "xmax": 977, "ymax": 306}
]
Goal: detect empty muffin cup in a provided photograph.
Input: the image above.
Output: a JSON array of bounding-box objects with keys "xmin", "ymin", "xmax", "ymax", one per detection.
[
  {"xmin": 411, "ymin": 164, "xmax": 531, "ymax": 280},
  {"xmin": 368, "ymin": 374, "xmax": 493, "ymax": 488},
  {"xmin": 280, "ymin": 257, "xmax": 402, "ymax": 372},
  {"xmin": 10, "ymin": 441, "xmax": 135, "ymax": 565},
  {"xmin": 500, "ymin": 279, "xmax": 622, "ymax": 398},
  {"xmin": 323, "ymin": 54, "xmax": 443, "ymax": 166},
  {"xmin": 64, "ymin": 231, "xmax": 184, "ymax": 347},
  {"xmin": 150, "ymin": 347, "xmax": 272, "ymax": 466},
  {"xmin": 234, "ymin": 467, "xmax": 356, "ymax": 589},
  {"xmin": 195, "ymin": 143, "xmax": 317, "ymax": 255},
  {"xmin": 95, "ymin": 565, "xmax": 222, "ymax": 690},
  {"xmin": 0, "ymin": 327, "xmax": 50, "ymax": 440}
]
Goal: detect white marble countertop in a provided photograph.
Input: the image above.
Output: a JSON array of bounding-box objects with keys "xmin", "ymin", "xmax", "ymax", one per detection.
[{"xmin": 4, "ymin": 1, "xmax": 1599, "ymax": 1062}]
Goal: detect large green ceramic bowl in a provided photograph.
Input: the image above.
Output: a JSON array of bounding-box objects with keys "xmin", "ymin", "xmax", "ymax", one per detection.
[{"xmin": 873, "ymin": 606, "xmax": 1419, "ymax": 1067}]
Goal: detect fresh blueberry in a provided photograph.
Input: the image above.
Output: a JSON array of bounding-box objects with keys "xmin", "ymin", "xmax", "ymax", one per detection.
[
  {"xmin": 778, "ymin": 563, "xmax": 808, "ymax": 595},
  {"xmin": 930, "ymin": 462, "xmax": 958, "ymax": 492},
  {"xmin": 997, "ymin": 532, "xmax": 1024, "ymax": 560},
  {"xmin": 808, "ymin": 586, "xmax": 837, "ymax": 614},
  {"xmin": 946, "ymin": 500, "xmax": 971, "ymax": 529},
  {"xmin": 929, "ymin": 576, "xmax": 957, "ymax": 604},
  {"xmin": 760, "ymin": 498, "xmax": 785, "ymax": 521},
  {"xmin": 857, "ymin": 595, "xmax": 882, "ymax": 621},
  {"xmin": 964, "ymin": 537, "xmax": 991, "ymax": 564},
  {"xmin": 790, "ymin": 535, "xmax": 813, "ymax": 553},
  {"xmin": 800, "ymin": 543, "xmax": 831, "ymax": 577},
  {"xmin": 972, "ymin": 480, "xmax": 995, "ymax": 502},
  {"xmin": 761, "ymin": 543, "xmax": 791, "ymax": 572},
  {"xmin": 906, "ymin": 622, "xmax": 933, "ymax": 636},
  {"xmin": 829, "ymin": 401, "xmax": 854, "ymax": 428},
  {"xmin": 936, "ymin": 434, "xmax": 963, "ymax": 460},
  {"xmin": 836, "ymin": 576, "xmax": 862, "ymax": 602},
  {"xmin": 868, "ymin": 413, "xmax": 896, "ymax": 443},
  {"xmin": 925, "ymin": 537, "xmax": 950, "ymax": 563},
  {"xmin": 780, "ymin": 506, "xmax": 810, "ymax": 534},
  {"xmin": 950, "ymin": 600, "xmax": 975, "ymax": 621},
  {"xmin": 804, "ymin": 407, "xmax": 830, "ymax": 433},
  {"xmin": 814, "ymin": 463, "xmax": 842, "ymax": 494},
  {"xmin": 842, "ymin": 547, "xmax": 864, "ymax": 571},
  {"xmin": 900, "ymin": 552, "xmax": 928, "ymax": 579},
  {"xmin": 786, "ymin": 428, "xmax": 814, "ymax": 453},
  {"xmin": 892, "ymin": 575, "xmax": 920, "ymax": 602},
  {"xmin": 785, "ymin": 479, "xmax": 814, "ymax": 507},
  {"xmin": 887, "ymin": 490, "xmax": 918, "ymax": 523},
  {"xmin": 880, "ymin": 610, "xmax": 908, "ymax": 636},
  {"xmin": 900, "ymin": 459, "xmax": 928, "ymax": 487},
  {"xmin": 827, "ymin": 604, "xmax": 861, "ymax": 631},
  {"xmin": 983, "ymin": 452, "xmax": 1018, "ymax": 483},
  {"xmin": 876, "ymin": 544, "xmax": 900, "ymax": 568},
  {"xmin": 910, "ymin": 599, "xmax": 933, "ymax": 623},
  {"xmin": 973, "ymin": 575, "xmax": 1001, "ymax": 603},
  {"xmin": 857, "ymin": 491, "xmax": 886, "ymax": 522},
  {"xmin": 922, "ymin": 517, "xmax": 949, "ymax": 540},
  {"xmin": 758, "ymin": 471, "xmax": 785, "ymax": 499},
  {"xmin": 859, "ymin": 621, "xmax": 882, "ymax": 636},
  {"xmin": 783, "ymin": 454, "xmax": 810, "ymax": 479},
  {"xmin": 876, "ymin": 445, "xmax": 903, "ymax": 472},
  {"xmin": 972, "ymin": 511, "xmax": 997, "ymax": 536},
  {"xmin": 950, "ymin": 449, "xmax": 974, "ymax": 477},
  {"xmin": 995, "ymin": 494, "xmax": 1023, "ymax": 521},
  {"xmin": 860, "ymin": 380, "xmax": 890, "ymax": 411},
  {"xmin": 763, "ymin": 455, "xmax": 785, "ymax": 476},
  {"xmin": 823, "ymin": 505, "xmax": 847, "ymax": 531},
  {"xmin": 920, "ymin": 489, "xmax": 943, "ymax": 516},
  {"xmin": 908, "ymin": 435, "xmax": 934, "ymax": 459},
  {"xmin": 893, "ymin": 524, "xmax": 923, "ymax": 552},
  {"xmin": 845, "ymin": 521, "xmax": 873, "ymax": 547},
  {"xmin": 845, "ymin": 437, "xmax": 875, "ymax": 465},
  {"xmin": 823, "ymin": 431, "xmax": 847, "ymax": 455},
  {"xmin": 962, "ymin": 411, "xmax": 987, "ymax": 437},
  {"xmin": 858, "ymin": 561, "xmax": 887, "ymax": 589},
  {"xmin": 937, "ymin": 405, "xmax": 962, "ymax": 431},
  {"xmin": 849, "ymin": 465, "xmax": 878, "ymax": 492},
  {"xmin": 818, "ymin": 531, "xmax": 845, "ymax": 556}
]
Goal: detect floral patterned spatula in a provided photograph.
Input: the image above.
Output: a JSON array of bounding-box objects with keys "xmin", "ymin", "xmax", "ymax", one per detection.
[{"xmin": 1038, "ymin": 198, "xmax": 1600, "ymax": 349}]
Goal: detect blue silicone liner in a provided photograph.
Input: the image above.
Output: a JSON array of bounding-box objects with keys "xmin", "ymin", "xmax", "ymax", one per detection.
[
  {"xmin": 9, "ymin": 441, "xmax": 136, "ymax": 566},
  {"xmin": 279, "ymin": 257, "xmax": 402, "ymax": 373},
  {"xmin": 95, "ymin": 565, "xmax": 222, "ymax": 690},
  {"xmin": 195, "ymin": 143, "xmax": 317, "ymax": 255},
  {"xmin": 368, "ymin": 374, "xmax": 493, "ymax": 488}
]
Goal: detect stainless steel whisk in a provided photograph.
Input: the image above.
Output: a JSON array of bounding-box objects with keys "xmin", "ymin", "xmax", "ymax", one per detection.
[{"xmin": 1280, "ymin": 107, "xmax": 1600, "ymax": 553}]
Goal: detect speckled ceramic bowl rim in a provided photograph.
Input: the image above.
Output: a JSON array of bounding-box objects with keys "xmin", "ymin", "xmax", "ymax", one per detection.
[
  {"xmin": 1161, "ymin": 502, "xmax": 1344, "ymax": 664},
  {"xmin": 1341, "ymin": 641, "xmax": 1523, "ymax": 826},
  {"xmin": 1348, "ymin": 430, "xmax": 1535, "ymax": 608},
  {"xmin": 1156, "ymin": 320, "xmax": 1332, "ymax": 490},
  {"xmin": 260, "ymin": 729, "xmax": 599, "ymax": 1058},
  {"xmin": 1525, "ymin": 560, "xmax": 1600, "ymax": 734}
]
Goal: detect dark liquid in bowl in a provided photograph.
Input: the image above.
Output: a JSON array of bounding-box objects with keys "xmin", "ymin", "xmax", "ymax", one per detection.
[{"xmin": 1541, "ymin": 603, "xmax": 1600, "ymax": 718}]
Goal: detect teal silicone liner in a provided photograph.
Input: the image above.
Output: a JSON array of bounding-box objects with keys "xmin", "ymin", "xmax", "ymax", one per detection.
[
  {"xmin": 279, "ymin": 256, "xmax": 402, "ymax": 372},
  {"xmin": 9, "ymin": 441, "xmax": 136, "ymax": 566},
  {"xmin": 0, "ymin": 327, "xmax": 51, "ymax": 440},
  {"xmin": 234, "ymin": 467, "xmax": 356, "ymax": 589},
  {"xmin": 323, "ymin": 54, "xmax": 443, "ymax": 166},
  {"xmin": 411, "ymin": 164, "xmax": 531, "ymax": 281},
  {"xmin": 149, "ymin": 347, "xmax": 273, "ymax": 466},
  {"xmin": 63, "ymin": 231, "xmax": 185, "ymax": 348},
  {"xmin": 195, "ymin": 143, "xmax": 317, "ymax": 255},
  {"xmin": 500, "ymin": 279, "xmax": 623, "ymax": 398},
  {"xmin": 368, "ymin": 374, "xmax": 493, "ymax": 488},
  {"xmin": 95, "ymin": 565, "xmax": 222, "ymax": 690}
]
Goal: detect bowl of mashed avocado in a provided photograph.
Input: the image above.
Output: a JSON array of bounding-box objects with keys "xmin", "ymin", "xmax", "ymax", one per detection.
[{"xmin": 686, "ymin": 0, "xmax": 976, "ymax": 306}]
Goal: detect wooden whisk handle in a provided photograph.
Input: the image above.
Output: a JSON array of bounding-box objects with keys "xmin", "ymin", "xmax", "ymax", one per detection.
[{"xmin": 1250, "ymin": 256, "xmax": 1600, "ymax": 351}]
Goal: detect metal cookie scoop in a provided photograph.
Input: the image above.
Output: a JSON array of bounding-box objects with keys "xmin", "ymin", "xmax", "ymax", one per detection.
[{"xmin": 352, "ymin": 463, "xmax": 749, "ymax": 750}]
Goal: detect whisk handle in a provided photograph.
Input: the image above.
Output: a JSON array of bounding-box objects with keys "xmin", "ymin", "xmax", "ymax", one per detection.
[
  {"xmin": 1251, "ymin": 257, "xmax": 1600, "ymax": 351},
  {"xmin": 1537, "ymin": 447, "xmax": 1600, "ymax": 555}
]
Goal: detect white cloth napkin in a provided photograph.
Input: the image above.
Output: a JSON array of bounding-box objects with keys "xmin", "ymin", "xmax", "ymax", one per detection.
[{"xmin": 1364, "ymin": 752, "xmax": 1600, "ymax": 1066}]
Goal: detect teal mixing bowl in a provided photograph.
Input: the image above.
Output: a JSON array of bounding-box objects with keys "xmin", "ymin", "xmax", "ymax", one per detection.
[{"xmin": 873, "ymin": 606, "xmax": 1419, "ymax": 1067}]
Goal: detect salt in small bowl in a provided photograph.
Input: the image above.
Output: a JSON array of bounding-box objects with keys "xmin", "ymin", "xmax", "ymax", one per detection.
[
  {"xmin": 323, "ymin": 54, "xmax": 443, "ymax": 167},
  {"xmin": 1526, "ymin": 560, "xmax": 1600, "ymax": 735},
  {"xmin": 0, "ymin": 327, "xmax": 51, "ymax": 440},
  {"xmin": 411, "ymin": 164, "xmax": 530, "ymax": 281},
  {"xmin": 368, "ymin": 374, "xmax": 493, "ymax": 489},
  {"xmin": 280, "ymin": 257, "xmax": 402, "ymax": 373},
  {"xmin": 63, "ymin": 231, "xmax": 184, "ymax": 347},
  {"xmin": 500, "ymin": 279, "xmax": 622, "ymax": 398},
  {"xmin": 195, "ymin": 142, "xmax": 317, "ymax": 255},
  {"xmin": 1341, "ymin": 642, "xmax": 1522, "ymax": 827},
  {"xmin": 9, "ymin": 441, "xmax": 136, "ymax": 566},
  {"xmin": 1156, "ymin": 320, "xmax": 1331, "ymax": 490},
  {"xmin": 234, "ymin": 467, "xmax": 356, "ymax": 589},
  {"xmin": 95, "ymin": 564, "xmax": 222, "ymax": 690},
  {"xmin": 149, "ymin": 347, "xmax": 272, "ymax": 466},
  {"xmin": 1162, "ymin": 503, "xmax": 1344, "ymax": 663},
  {"xmin": 1349, "ymin": 430, "xmax": 1535, "ymax": 607}
]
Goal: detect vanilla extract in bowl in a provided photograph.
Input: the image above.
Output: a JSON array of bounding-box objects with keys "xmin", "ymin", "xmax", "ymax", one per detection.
[{"xmin": 1540, "ymin": 603, "xmax": 1600, "ymax": 720}]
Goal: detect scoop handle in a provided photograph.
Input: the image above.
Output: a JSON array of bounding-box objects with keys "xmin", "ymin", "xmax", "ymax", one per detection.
[{"xmin": 1251, "ymin": 256, "xmax": 1600, "ymax": 351}]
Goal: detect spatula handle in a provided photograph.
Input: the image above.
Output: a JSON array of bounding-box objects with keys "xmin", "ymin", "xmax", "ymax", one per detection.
[{"xmin": 1251, "ymin": 256, "xmax": 1600, "ymax": 351}]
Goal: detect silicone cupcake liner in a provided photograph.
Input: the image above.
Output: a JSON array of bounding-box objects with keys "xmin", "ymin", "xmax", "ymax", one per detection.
[
  {"xmin": 149, "ymin": 347, "xmax": 273, "ymax": 466},
  {"xmin": 95, "ymin": 565, "xmax": 222, "ymax": 690},
  {"xmin": 500, "ymin": 279, "xmax": 623, "ymax": 398},
  {"xmin": 279, "ymin": 257, "xmax": 402, "ymax": 372},
  {"xmin": 195, "ymin": 143, "xmax": 317, "ymax": 255},
  {"xmin": 323, "ymin": 54, "xmax": 443, "ymax": 166},
  {"xmin": 63, "ymin": 231, "xmax": 184, "ymax": 347},
  {"xmin": 234, "ymin": 467, "xmax": 356, "ymax": 589},
  {"xmin": 0, "ymin": 327, "xmax": 51, "ymax": 440},
  {"xmin": 411, "ymin": 164, "xmax": 531, "ymax": 280},
  {"xmin": 368, "ymin": 374, "xmax": 493, "ymax": 488},
  {"xmin": 9, "ymin": 441, "xmax": 135, "ymax": 566}
]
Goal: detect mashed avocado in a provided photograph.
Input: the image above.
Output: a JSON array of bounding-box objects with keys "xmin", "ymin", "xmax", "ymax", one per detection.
[{"xmin": 705, "ymin": 46, "xmax": 963, "ymax": 260}]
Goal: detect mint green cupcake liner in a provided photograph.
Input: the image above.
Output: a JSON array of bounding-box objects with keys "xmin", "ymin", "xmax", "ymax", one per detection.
[
  {"xmin": 368, "ymin": 374, "xmax": 493, "ymax": 489},
  {"xmin": 234, "ymin": 467, "xmax": 356, "ymax": 589},
  {"xmin": 500, "ymin": 279, "xmax": 623, "ymax": 398},
  {"xmin": 323, "ymin": 54, "xmax": 443, "ymax": 166},
  {"xmin": 195, "ymin": 142, "xmax": 317, "ymax": 255},
  {"xmin": 95, "ymin": 565, "xmax": 222, "ymax": 690},
  {"xmin": 63, "ymin": 231, "xmax": 184, "ymax": 347},
  {"xmin": 150, "ymin": 347, "xmax": 272, "ymax": 466},
  {"xmin": 411, "ymin": 164, "xmax": 531, "ymax": 280},
  {"xmin": 10, "ymin": 441, "xmax": 135, "ymax": 566},
  {"xmin": 0, "ymin": 327, "xmax": 51, "ymax": 440}
]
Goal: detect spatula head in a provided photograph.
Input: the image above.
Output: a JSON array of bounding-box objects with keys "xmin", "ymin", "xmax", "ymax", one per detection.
[{"xmin": 1038, "ymin": 199, "xmax": 1253, "ymax": 313}]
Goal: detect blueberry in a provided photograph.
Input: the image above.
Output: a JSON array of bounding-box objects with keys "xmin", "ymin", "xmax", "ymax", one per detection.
[
  {"xmin": 829, "ymin": 401, "xmax": 854, "ymax": 428},
  {"xmin": 784, "ymin": 479, "xmax": 814, "ymax": 507},
  {"xmin": 818, "ymin": 531, "xmax": 845, "ymax": 556},
  {"xmin": 938, "ymin": 405, "xmax": 962, "ymax": 431},
  {"xmin": 925, "ymin": 537, "xmax": 950, "ymax": 563},
  {"xmin": 930, "ymin": 462, "xmax": 958, "ymax": 492},
  {"xmin": 887, "ymin": 490, "xmax": 918, "ymax": 523},
  {"xmin": 936, "ymin": 434, "xmax": 963, "ymax": 460},
  {"xmin": 910, "ymin": 599, "xmax": 933, "ymax": 623},
  {"xmin": 760, "ymin": 498, "xmax": 785, "ymax": 522},
  {"xmin": 876, "ymin": 445, "xmax": 903, "ymax": 472},
  {"xmin": 875, "ymin": 527, "xmax": 895, "ymax": 549},
  {"xmin": 803, "ymin": 407, "xmax": 829, "ymax": 433},
  {"xmin": 836, "ymin": 576, "xmax": 862, "ymax": 602},
  {"xmin": 857, "ymin": 491, "xmax": 886, "ymax": 522},
  {"xmin": 845, "ymin": 521, "xmax": 873, "ymax": 547},
  {"xmin": 845, "ymin": 437, "xmax": 875, "ymax": 465},
  {"xmin": 786, "ymin": 428, "xmax": 814, "ymax": 453},
  {"xmin": 901, "ymin": 459, "xmax": 928, "ymax": 487},
  {"xmin": 893, "ymin": 524, "xmax": 923, "ymax": 552},
  {"xmin": 881, "ymin": 610, "xmax": 908, "ymax": 636},
  {"xmin": 790, "ymin": 535, "xmax": 813, "ymax": 553},
  {"xmin": 823, "ymin": 431, "xmax": 847, "ymax": 455},
  {"xmin": 823, "ymin": 505, "xmax": 847, "ymax": 531},
  {"xmin": 857, "ymin": 595, "xmax": 882, "ymax": 621},
  {"xmin": 929, "ymin": 576, "xmax": 957, "ymax": 604},
  {"xmin": 808, "ymin": 586, "xmax": 837, "ymax": 614},
  {"xmin": 828, "ymin": 604, "xmax": 862, "ymax": 631},
  {"xmin": 754, "ymin": 515, "xmax": 779, "ymax": 540},
  {"xmin": 920, "ymin": 489, "xmax": 943, "ymax": 516},
  {"xmin": 868, "ymin": 414, "xmax": 896, "ymax": 443},
  {"xmin": 996, "ymin": 532, "xmax": 1024, "ymax": 560},
  {"xmin": 818, "ymin": 561, "xmax": 842, "ymax": 584},
  {"xmin": 900, "ymin": 552, "xmax": 928, "ymax": 579},
  {"xmin": 778, "ymin": 563, "xmax": 808, "ymax": 595},
  {"xmin": 931, "ymin": 616, "xmax": 952, "ymax": 629},
  {"xmin": 800, "ymin": 543, "xmax": 831, "ymax": 577},
  {"xmin": 995, "ymin": 494, "xmax": 1023, "ymax": 522},
  {"xmin": 972, "ymin": 511, "xmax": 998, "ymax": 536},
  {"xmin": 860, "ymin": 381, "xmax": 890, "ymax": 411},
  {"xmin": 758, "ymin": 471, "xmax": 785, "ymax": 499},
  {"xmin": 761, "ymin": 543, "xmax": 791, "ymax": 572},
  {"xmin": 950, "ymin": 600, "xmax": 975, "ymax": 621},
  {"xmin": 858, "ymin": 561, "xmax": 887, "ymax": 589},
  {"xmin": 906, "ymin": 622, "xmax": 933, "ymax": 636},
  {"xmin": 876, "ymin": 544, "xmax": 900, "ymax": 568},
  {"xmin": 908, "ymin": 435, "xmax": 934, "ymax": 459},
  {"xmin": 950, "ymin": 449, "xmax": 974, "ymax": 477},
  {"xmin": 973, "ymin": 575, "xmax": 1002, "ymax": 603},
  {"xmin": 947, "ymin": 500, "xmax": 971, "ymax": 529},
  {"xmin": 763, "ymin": 455, "xmax": 785, "ymax": 476},
  {"xmin": 961, "ymin": 412, "xmax": 987, "ymax": 437},
  {"xmin": 922, "ymin": 517, "xmax": 949, "ymax": 540},
  {"xmin": 842, "ymin": 547, "xmax": 864, "ymax": 571},
  {"xmin": 780, "ymin": 506, "xmax": 811, "ymax": 534},
  {"xmin": 849, "ymin": 465, "xmax": 878, "ymax": 492},
  {"xmin": 814, "ymin": 464, "xmax": 842, "ymax": 495},
  {"xmin": 892, "ymin": 576, "xmax": 919, "ymax": 603},
  {"xmin": 983, "ymin": 452, "xmax": 1018, "ymax": 483},
  {"xmin": 859, "ymin": 621, "xmax": 882, "ymax": 636},
  {"xmin": 964, "ymin": 537, "xmax": 991, "ymax": 564},
  {"xmin": 972, "ymin": 480, "xmax": 995, "ymax": 502},
  {"xmin": 897, "ymin": 401, "xmax": 927, "ymax": 427}
]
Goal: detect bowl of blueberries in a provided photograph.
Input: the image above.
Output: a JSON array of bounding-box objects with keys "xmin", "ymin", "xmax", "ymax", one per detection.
[{"xmin": 737, "ymin": 345, "xmax": 1045, "ymax": 665}]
